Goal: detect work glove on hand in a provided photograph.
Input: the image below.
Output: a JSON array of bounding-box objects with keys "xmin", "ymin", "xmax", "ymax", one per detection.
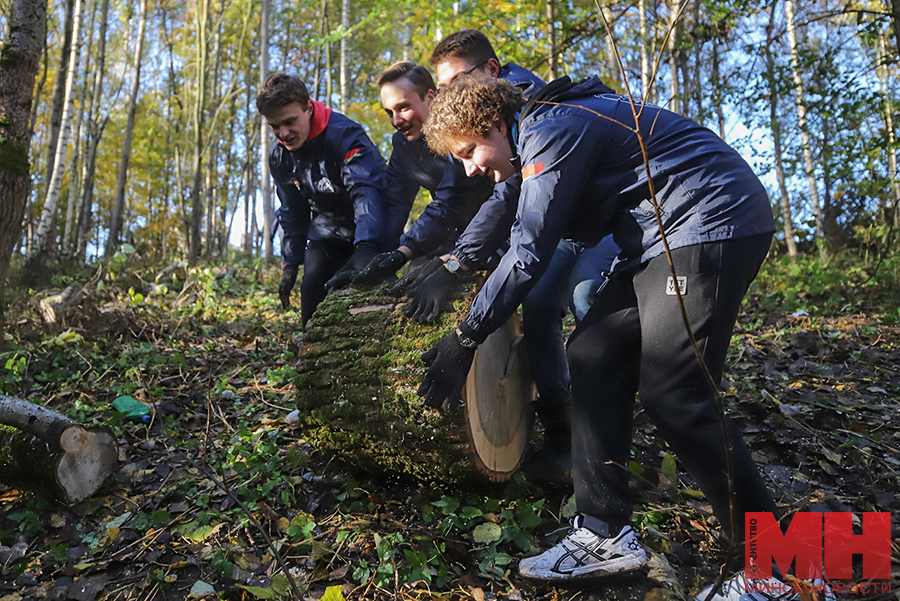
[
  {"xmin": 417, "ymin": 330, "xmax": 477, "ymax": 410},
  {"xmin": 324, "ymin": 242, "xmax": 379, "ymax": 293},
  {"xmin": 385, "ymin": 257, "xmax": 445, "ymax": 297},
  {"xmin": 278, "ymin": 264, "xmax": 300, "ymax": 311},
  {"xmin": 404, "ymin": 264, "xmax": 461, "ymax": 323},
  {"xmin": 352, "ymin": 249, "xmax": 409, "ymax": 286}
]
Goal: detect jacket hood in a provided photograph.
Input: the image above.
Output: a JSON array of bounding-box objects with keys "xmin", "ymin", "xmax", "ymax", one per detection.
[{"xmin": 520, "ymin": 76, "xmax": 615, "ymax": 121}]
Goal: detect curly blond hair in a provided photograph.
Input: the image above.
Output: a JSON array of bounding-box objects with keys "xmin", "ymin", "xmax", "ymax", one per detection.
[{"xmin": 424, "ymin": 74, "xmax": 523, "ymax": 156}]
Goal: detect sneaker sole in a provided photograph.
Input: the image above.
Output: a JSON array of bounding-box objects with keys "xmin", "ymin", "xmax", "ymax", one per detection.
[{"xmin": 519, "ymin": 552, "xmax": 647, "ymax": 581}]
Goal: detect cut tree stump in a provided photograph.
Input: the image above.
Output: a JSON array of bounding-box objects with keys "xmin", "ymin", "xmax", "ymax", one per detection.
[
  {"xmin": 0, "ymin": 395, "xmax": 118, "ymax": 503},
  {"xmin": 38, "ymin": 284, "xmax": 85, "ymax": 324},
  {"xmin": 294, "ymin": 282, "xmax": 535, "ymax": 483}
]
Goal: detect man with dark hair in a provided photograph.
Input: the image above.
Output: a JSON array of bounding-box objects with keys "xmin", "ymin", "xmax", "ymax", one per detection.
[
  {"xmin": 256, "ymin": 72, "xmax": 392, "ymax": 327},
  {"xmin": 412, "ymin": 29, "xmax": 618, "ymax": 482},
  {"xmin": 351, "ymin": 62, "xmax": 494, "ymax": 288},
  {"xmin": 419, "ymin": 73, "xmax": 782, "ymax": 596}
]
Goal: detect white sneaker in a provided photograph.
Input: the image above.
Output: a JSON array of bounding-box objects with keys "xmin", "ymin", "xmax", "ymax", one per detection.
[
  {"xmin": 518, "ymin": 518, "xmax": 647, "ymax": 581},
  {"xmin": 695, "ymin": 571, "xmax": 835, "ymax": 601}
]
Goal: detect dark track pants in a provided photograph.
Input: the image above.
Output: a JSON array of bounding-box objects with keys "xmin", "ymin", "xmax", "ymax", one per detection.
[
  {"xmin": 300, "ymin": 239, "xmax": 354, "ymax": 327},
  {"xmin": 566, "ymin": 233, "xmax": 778, "ymax": 543}
]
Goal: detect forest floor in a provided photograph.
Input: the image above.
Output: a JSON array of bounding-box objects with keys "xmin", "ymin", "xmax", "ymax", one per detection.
[{"xmin": 1, "ymin": 256, "xmax": 899, "ymax": 601}]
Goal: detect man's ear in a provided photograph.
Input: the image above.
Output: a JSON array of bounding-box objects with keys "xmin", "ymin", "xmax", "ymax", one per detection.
[
  {"xmin": 305, "ymin": 100, "xmax": 314, "ymax": 112},
  {"xmin": 425, "ymin": 89, "xmax": 436, "ymax": 102},
  {"xmin": 495, "ymin": 118, "xmax": 508, "ymax": 138},
  {"xmin": 486, "ymin": 58, "xmax": 501, "ymax": 78}
]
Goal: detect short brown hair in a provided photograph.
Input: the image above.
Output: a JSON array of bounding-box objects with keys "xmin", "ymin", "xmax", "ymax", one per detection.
[
  {"xmin": 429, "ymin": 29, "xmax": 499, "ymax": 68},
  {"xmin": 256, "ymin": 72, "xmax": 310, "ymax": 115},
  {"xmin": 424, "ymin": 74, "xmax": 523, "ymax": 156},
  {"xmin": 375, "ymin": 61, "xmax": 436, "ymax": 99}
]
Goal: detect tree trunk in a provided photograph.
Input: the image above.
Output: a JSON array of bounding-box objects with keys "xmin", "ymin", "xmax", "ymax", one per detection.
[
  {"xmin": 105, "ymin": 0, "xmax": 149, "ymax": 258},
  {"xmin": 45, "ymin": 0, "xmax": 75, "ymax": 183},
  {"xmin": 296, "ymin": 283, "xmax": 534, "ymax": 483},
  {"xmin": 75, "ymin": 0, "xmax": 109, "ymax": 261},
  {"xmin": 785, "ymin": 0, "xmax": 826, "ymax": 260},
  {"xmin": 878, "ymin": 36, "xmax": 900, "ymax": 227},
  {"xmin": 667, "ymin": 0, "xmax": 681, "ymax": 114},
  {"xmin": 639, "ymin": 0, "xmax": 650, "ymax": 99},
  {"xmin": 0, "ymin": 395, "xmax": 117, "ymax": 504},
  {"xmin": 712, "ymin": 38, "xmax": 726, "ymax": 140},
  {"xmin": 339, "ymin": 0, "xmax": 349, "ymax": 112},
  {"xmin": 890, "ymin": 0, "xmax": 900, "ymax": 60},
  {"xmin": 259, "ymin": 0, "xmax": 273, "ymax": 263},
  {"xmin": 62, "ymin": 107, "xmax": 85, "ymax": 255},
  {"xmin": 188, "ymin": 0, "xmax": 210, "ymax": 263},
  {"xmin": 0, "ymin": 0, "xmax": 47, "ymax": 302},
  {"xmin": 546, "ymin": 0, "xmax": 556, "ymax": 80},
  {"xmin": 766, "ymin": 1, "xmax": 797, "ymax": 262},
  {"xmin": 32, "ymin": 0, "xmax": 84, "ymax": 258}
]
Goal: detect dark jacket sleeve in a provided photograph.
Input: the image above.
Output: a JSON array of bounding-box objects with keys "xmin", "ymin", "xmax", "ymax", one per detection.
[
  {"xmin": 460, "ymin": 116, "xmax": 608, "ymax": 342},
  {"xmin": 269, "ymin": 145, "xmax": 311, "ymax": 266},
  {"xmin": 335, "ymin": 124, "xmax": 389, "ymax": 248},
  {"xmin": 383, "ymin": 143, "xmax": 421, "ymax": 249},
  {"xmin": 400, "ymin": 157, "xmax": 493, "ymax": 257},
  {"xmin": 451, "ymin": 175, "xmax": 521, "ymax": 270}
]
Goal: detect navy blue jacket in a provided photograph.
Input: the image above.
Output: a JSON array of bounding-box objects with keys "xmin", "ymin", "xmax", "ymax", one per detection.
[
  {"xmin": 269, "ymin": 101, "xmax": 390, "ymax": 266},
  {"xmin": 383, "ymin": 133, "xmax": 494, "ymax": 257},
  {"xmin": 459, "ymin": 76, "xmax": 776, "ymax": 342},
  {"xmin": 451, "ymin": 63, "xmax": 546, "ymax": 269}
]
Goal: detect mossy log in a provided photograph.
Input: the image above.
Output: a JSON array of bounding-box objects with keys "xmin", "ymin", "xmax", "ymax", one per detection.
[
  {"xmin": 295, "ymin": 283, "xmax": 535, "ymax": 483},
  {"xmin": 0, "ymin": 395, "xmax": 118, "ymax": 504}
]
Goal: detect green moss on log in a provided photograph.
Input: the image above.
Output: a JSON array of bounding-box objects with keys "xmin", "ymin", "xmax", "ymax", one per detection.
[
  {"xmin": 0, "ymin": 424, "xmax": 67, "ymax": 502},
  {"xmin": 294, "ymin": 284, "xmax": 484, "ymax": 482}
]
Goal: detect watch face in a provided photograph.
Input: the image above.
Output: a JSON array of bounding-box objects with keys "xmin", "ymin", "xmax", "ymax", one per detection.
[{"xmin": 446, "ymin": 257, "xmax": 461, "ymax": 272}]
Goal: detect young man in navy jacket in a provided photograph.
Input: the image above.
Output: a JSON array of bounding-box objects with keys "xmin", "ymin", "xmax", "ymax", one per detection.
[
  {"xmin": 420, "ymin": 29, "xmax": 613, "ymax": 482},
  {"xmin": 351, "ymin": 62, "xmax": 494, "ymax": 287},
  {"xmin": 420, "ymin": 74, "xmax": 784, "ymax": 599},
  {"xmin": 257, "ymin": 73, "xmax": 392, "ymax": 327}
]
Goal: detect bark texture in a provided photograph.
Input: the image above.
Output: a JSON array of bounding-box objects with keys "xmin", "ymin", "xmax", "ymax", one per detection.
[
  {"xmin": 295, "ymin": 284, "xmax": 500, "ymax": 483},
  {"xmin": 0, "ymin": 0, "xmax": 47, "ymax": 299},
  {"xmin": 0, "ymin": 395, "xmax": 117, "ymax": 504}
]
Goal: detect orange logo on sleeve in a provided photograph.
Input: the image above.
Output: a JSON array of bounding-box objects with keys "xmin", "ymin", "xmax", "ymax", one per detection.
[{"xmin": 522, "ymin": 162, "xmax": 544, "ymax": 180}]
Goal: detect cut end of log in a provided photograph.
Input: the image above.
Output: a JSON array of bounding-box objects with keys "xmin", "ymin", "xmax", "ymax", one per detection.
[{"xmin": 56, "ymin": 426, "xmax": 118, "ymax": 504}]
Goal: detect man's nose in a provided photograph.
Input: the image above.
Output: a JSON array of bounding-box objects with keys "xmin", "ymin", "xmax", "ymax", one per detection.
[
  {"xmin": 391, "ymin": 114, "xmax": 403, "ymax": 129},
  {"xmin": 463, "ymin": 159, "xmax": 480, "ymax": 177}
]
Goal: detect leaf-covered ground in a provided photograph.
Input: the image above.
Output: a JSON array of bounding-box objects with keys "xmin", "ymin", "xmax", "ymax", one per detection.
[{"xmin": 1, "ymin": 258, "xmax": 898, "ymax": 601}]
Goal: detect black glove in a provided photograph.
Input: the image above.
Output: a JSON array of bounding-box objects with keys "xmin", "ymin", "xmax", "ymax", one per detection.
[
  {"xmin": 325, "ymin": 242, "xmax": 379, "ymax": 293},
  {"xmin": 385, "ymin": 257, "xmax": 445, "ymax": 297},
  {"xmin": 404, "ymin": 264, "xmax": 461, "ymax": 323},
  {"xmin": 352, "ymin": 250, "xmax": 409, "ymax": 286},
  {"xmin": 279, "ymin": 265, "xmax": 300, "ymax": 310},
  {"xmin": 417, "ymin": 330, "xmax": 477, "ymax": 409}
]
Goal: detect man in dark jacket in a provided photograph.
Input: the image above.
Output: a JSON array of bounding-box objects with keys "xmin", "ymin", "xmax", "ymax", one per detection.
[
  {"xmin": 351, "ymin": 62, "xmax": 494, "ymax": 288},
  {"xmin": 257, "ymin": 73, "xmax": 391, "ymax": 327},
  {"xmin": 420, "ymin": 74, "xmax": 783, "ymax": 598},
  {"xmin": 421, "ymin": 29, "xmax": 606, "ymax": 482}
]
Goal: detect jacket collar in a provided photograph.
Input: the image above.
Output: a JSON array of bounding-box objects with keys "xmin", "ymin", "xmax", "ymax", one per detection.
[{"xmin": 307, "ymin": 100, "xmax": 332, "ymax": 141}]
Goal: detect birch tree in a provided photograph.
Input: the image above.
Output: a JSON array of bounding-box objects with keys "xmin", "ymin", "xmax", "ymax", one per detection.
[
  {"xmin": 260, "ymin": 0, "xmax": 273, "ymax": 263},
  {"xmin": 32, "ymin": 0, "xmax": 83, "ymax": 257},
  {"xmin": 766, "ymin": 0, "xmax": 798, "ymax": 261},
  {"xmin": 785, "ymin": 0, "xmax": 826, "ymax": 259}
]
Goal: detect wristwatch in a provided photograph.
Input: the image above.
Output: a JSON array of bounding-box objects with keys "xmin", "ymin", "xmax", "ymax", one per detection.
[
  {"xmin": 456, "ymin": 328, "xmax": 478, "ymax": 349},
  {"xmin": 444, "ymin": 256, "xmax": 462, "ymax": 274}
]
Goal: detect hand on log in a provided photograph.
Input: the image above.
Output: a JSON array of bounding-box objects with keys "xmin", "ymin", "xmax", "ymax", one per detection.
[
  {"xmin": 384, "ymin": 257, "xmax": 444, "ymax": 297},
  {"xmin": 417, "ymin": 331, "xmax": 476, "ymax": 411}
]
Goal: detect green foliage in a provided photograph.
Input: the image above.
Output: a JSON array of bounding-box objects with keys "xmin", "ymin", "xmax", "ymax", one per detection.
[{"xmin": 754, "ymin": 246, "xmax": 900, "ymax": 315}]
